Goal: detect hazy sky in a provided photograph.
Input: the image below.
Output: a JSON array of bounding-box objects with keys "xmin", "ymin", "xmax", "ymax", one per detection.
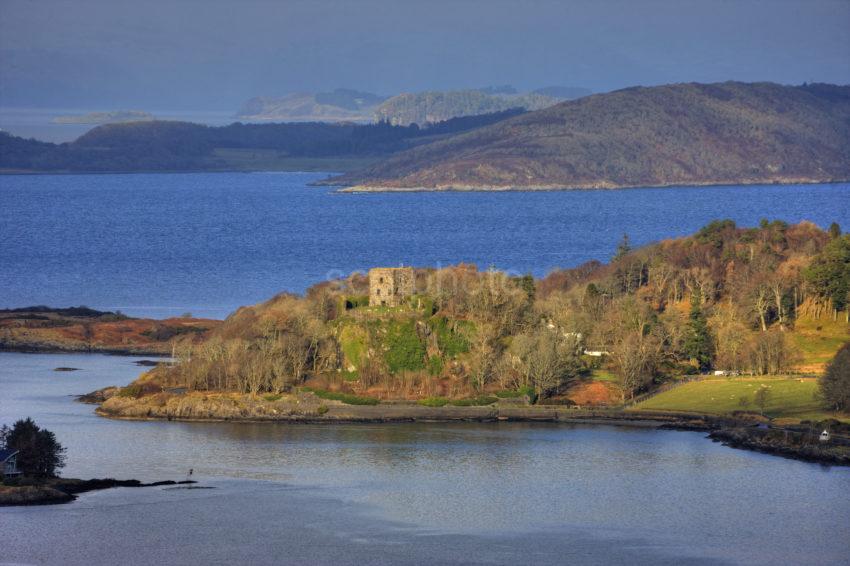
[{"xmin": 1, "ymin": 0, "xmax": 849, "ymax": 111}]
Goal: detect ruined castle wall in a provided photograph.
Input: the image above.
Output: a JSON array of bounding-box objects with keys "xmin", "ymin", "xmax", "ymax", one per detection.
[{"xmin": 368, "ymin": 267, "xmax": 414, "ymax": 307}]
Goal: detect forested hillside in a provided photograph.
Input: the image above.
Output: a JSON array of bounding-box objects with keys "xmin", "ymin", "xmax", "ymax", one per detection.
[
  {"xmin": 374, "ymin": 90, "xmax": 557, "ymax": 126},
  {"xmin": 131, "ymin": 221, "xmax": 849, "ymax": 408},
  {"xmin": 330, "ymin": 82, "xmax": 850, "ymax": 190}
]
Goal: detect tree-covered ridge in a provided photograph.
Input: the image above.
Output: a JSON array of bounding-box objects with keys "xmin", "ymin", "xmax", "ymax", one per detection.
[
  {"xmin": 374, "ymin": 90, "xmax": 558, "ymax": 126},
  {"xmin": 330, "ymin": 82, "xmax": 850, "ymax": 189},
  {"xmin": 138, "ymin": 221, "xmax": 849, "ymax": 407},
  {"xmin": 0, "ymin": 109, "xmax": 524, "ymax": 173}
]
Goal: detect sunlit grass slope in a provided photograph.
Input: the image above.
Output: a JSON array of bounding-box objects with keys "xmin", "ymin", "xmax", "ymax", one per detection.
[
  {"xmin": 790, "ymin": 316, "xmax": 850, "ymax": 373},
  {"xmin": 633, "ymin": 377, "xmax": 846, "ymax": 422}
]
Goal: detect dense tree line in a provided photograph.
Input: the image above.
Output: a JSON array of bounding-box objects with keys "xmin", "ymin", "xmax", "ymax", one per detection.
[{"xmin": 147, "ymin": 221, "xmax": 847, "ymax": 404}]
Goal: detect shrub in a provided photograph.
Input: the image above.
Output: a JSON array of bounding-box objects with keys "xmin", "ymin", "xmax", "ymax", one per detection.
[
  {"xmin": 117, "ymin": 384, "xmax": 143, "ymax": 398},
  {"xmin": 141, "ymin": 325, "xmax": 207, "ymax": 341},
  {"xmin": 427, "ymin": 356, "xmax": 444, "ymax": 376},
  {"xmin": 418, "ymin": 397, "xmax": 449, "ymax": 407},
  {"xmin": 495, "ymin": 386, "xmax": 537, "ymax": 404},
  {"xmin": 316, "ymin": 405, "xmax": 329, "ymax": 415},
  {"xmin": 449, "ymin": 396, "xmax": 498, "ymax": 406},
  {"xmin": 384, "ymin": 320, "xmax": 425, "ymax": 373},
  {"xmin": 302, "ymin": 387, "xmax": 380, "ymax": 406},
  {"xmin": 263, "ymin": 394, "xmax": 283, "ymax": 402},
  {"xmin": 541, "ymin": 397, "xmax": 577, "ymax": 406},
  {"xmin": 339, "ymin": 325, "xmax": 367, "ymax": 369},
  {"xmin": 429, "ymin": 317, "xmax": 471, "ymax": 358}
]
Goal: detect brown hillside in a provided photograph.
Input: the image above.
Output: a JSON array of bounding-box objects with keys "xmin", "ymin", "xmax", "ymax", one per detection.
[{"xmin": 328, "ymin": 82, "xmax": 850, "ymax": 190}]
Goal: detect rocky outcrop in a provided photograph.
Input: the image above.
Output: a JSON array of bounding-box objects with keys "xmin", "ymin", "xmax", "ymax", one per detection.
[
  {"xmin": 0, "ymin": 478, "xmax": 196, "ymax": 506},
  {"xmin": 0, "ymin": 485, "xmax": 73, "ymax": 505},
  {"xmin": 77, "ymin": 386, "xmax": 122, "ymax": 404},
  {"xmin": 97, "ymin": 391, "xmax": 327, "ymax": 421}
]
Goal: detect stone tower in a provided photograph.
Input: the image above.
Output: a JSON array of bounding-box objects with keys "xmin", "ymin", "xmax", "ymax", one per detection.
[{"xmin": 369, "ymin": 267, "xmax": 414, "ymax": 307}]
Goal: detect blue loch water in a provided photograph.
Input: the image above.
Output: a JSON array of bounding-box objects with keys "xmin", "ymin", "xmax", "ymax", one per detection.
[
  {"xmin": 0, "ymin": 172, "xmax": 847, "ymax": 318},
  {"xmin": 0, "ymin": 352, "xmax": 849, "ymax": 566}
]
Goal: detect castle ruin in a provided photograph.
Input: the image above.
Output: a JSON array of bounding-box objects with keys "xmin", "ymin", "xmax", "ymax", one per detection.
[{"xmin": 369, "ymin": 267, "xmax": 414, "ymax": 307}]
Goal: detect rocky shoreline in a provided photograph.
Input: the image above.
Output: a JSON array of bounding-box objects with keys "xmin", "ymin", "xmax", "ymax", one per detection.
[
  {"xmin": 0, "ymin": 478, "xmax": 197, "ymax": 506},
  {"xmin": 91, "ymin": 388, "xmax": 717, "ymax": 426},
  {"xmin": 709, "ymin": 427, "xmax": 850, "ymax": 465}
]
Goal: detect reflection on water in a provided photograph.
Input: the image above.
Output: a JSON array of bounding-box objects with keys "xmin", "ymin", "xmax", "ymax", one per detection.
[{"xmin": 1, "ymin": 352, "xmax": 849, "ymax": 565}]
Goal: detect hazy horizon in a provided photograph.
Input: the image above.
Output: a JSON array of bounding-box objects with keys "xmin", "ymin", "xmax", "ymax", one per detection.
[{"xmin": 2, "ymin": 0, "xmax": 849, "ymax": 113}]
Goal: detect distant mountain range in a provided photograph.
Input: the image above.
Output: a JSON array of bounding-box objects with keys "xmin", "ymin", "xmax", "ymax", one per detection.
[
  {"xmin": 327, "ymin": 82, "xmax": 850, "ymax": 191},
  {"xmin": 236, "ymin": 86, "xmax": 590, "ymax": 125}
]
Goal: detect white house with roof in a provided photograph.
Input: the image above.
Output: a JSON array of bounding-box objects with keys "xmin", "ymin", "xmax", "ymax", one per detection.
[{"xmin": 0, "ymin": 448, "xmax": 22, "ymax": 478}]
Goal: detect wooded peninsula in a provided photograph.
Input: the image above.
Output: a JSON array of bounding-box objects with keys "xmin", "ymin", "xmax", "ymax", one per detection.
[{"xmin": 89, "ymin": 220, "xmax": 849, "ymax": 447}]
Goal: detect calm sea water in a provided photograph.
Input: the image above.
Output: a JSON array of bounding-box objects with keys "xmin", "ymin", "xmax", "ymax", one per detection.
[
  {"xmin": 0, "ymin": 173, "xmax": 848, "ymax": 319},
  {"xmin": 1, "ymin": 352, "xmax": 849, "ymax": 565}
]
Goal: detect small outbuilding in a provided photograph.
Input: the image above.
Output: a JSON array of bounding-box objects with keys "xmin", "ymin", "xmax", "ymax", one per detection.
[{"xmin": 0, "ymin": 448, "xmax": 22, "ymax": 478}]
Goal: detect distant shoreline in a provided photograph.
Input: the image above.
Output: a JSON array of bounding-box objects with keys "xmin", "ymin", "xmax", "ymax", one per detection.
[
  {"xmin": 337, "ymin": 177, "xmax": 850, "ymax": 193},
  {"xmin": 2, "ymin": 169, "xmax": 847, "ymax": 194}
]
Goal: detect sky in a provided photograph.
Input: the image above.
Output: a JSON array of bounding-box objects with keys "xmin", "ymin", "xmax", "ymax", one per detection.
[{"xmin": 1, "ymin": 0, "xmax": 849, "ymax": 113}]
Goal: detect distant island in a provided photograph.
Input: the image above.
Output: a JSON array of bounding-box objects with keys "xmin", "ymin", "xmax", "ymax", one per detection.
[
  {"xmin": 51, "ymin": 110, "xmax": 155, "ymax": 125},
  {"xmin": 328, "ymin": 82, "xmax": 850, "ymax": 190},
  {"xmin": 236, "ymin": 89, "xmax": 387, "ymax": 122},
  {"xmin": 235, "ymin": 85, "xmax": 589, "ymax": 125}
]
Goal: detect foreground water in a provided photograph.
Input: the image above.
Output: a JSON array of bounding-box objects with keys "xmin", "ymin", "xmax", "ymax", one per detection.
[
  {"xmin": 1, "ymin": 353, "xmax": 849, "ymax": 565},
  {"xmin": 1, "ymin": 173, "xmax": 848, "ymax": 318}
]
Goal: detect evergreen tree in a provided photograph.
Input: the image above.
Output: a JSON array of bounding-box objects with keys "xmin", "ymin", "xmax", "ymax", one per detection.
[
  {"xmin": 613, "ymin": 233, "xmax": 632, "ymax": 262},
  {"xmin": 3, "ymin": 418, "xmax": 66, "ymax": 478},
  {"xmin": 804, "ymin": 235, "xmax": 850, "ymax": 311},
  {"xmin": 820, "ymin": 343, "xmax": 850, "ymax": 411},
  {"xmin": 828, "ymin": 222, "xmax": 841, "ymax": 239},
  {"xmin": 684, "ymin": 290, "xmax": 714, "ymax": 371}
]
